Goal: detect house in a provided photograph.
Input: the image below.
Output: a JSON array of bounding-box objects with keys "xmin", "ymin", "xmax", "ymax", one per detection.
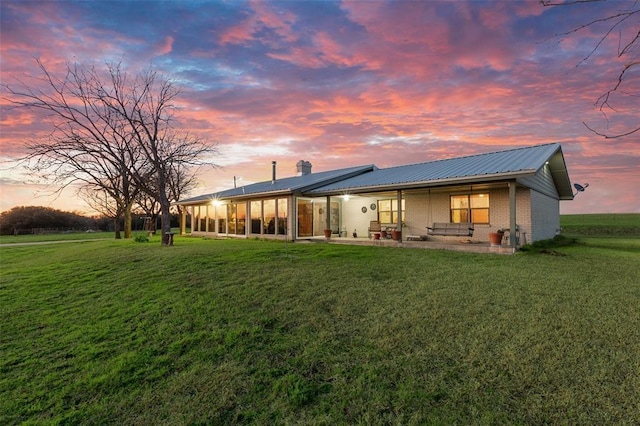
[{"xmin": 174, "ymin": 143, "xmax": 574, "ymax": 250}]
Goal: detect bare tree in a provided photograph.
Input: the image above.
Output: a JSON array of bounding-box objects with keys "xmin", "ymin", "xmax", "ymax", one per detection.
[
  {"xmin": 166, "ymin": 162, "xmax": 199, "ymax": 219},
  {"xmin": 3, "ymin": 60, "xmax": 143, "ymax": 238},
  {"xmin": 102, "ymin": 65, "xmax": 216, "ymax": 245},
  {"xmin": 4, "ymin": 59, "xmax": 217, "ymax": 245},
  {"xmin": 542, "ymin": 0, "xmax": 639, "ymax": 138}
]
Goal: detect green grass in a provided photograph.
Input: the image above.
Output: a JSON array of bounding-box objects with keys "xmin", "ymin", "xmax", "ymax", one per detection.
[
  {"xmin": 0, "ymin": 231, "xmax": 113, "ymax": 244},
  {"xmin": 561, "ymin": 213, "xmax": 640, "ymax": 236},
  {"xmin": 1, "ymin": 234, "xmax": 640, "ymax": 424},
  {"xmin": 0, "ymin": 230, "xmax": 185, "ymax": 244}
]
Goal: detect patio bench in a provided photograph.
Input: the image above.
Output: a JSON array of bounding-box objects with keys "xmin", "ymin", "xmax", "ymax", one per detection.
[{"xmin": 426, "ymin": 222, "xmax": 474, "ymax": 237}]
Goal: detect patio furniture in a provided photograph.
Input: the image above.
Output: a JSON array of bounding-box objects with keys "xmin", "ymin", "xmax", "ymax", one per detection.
[
  {"xmin": 426, "ymin": 222, "xmax": 474, "ymax": 237},
  {"xmin": 368, "ymin": 221, "xmax": 382, "ymax": 238}
]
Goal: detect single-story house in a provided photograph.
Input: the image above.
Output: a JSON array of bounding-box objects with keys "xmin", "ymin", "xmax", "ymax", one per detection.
[{"xmin": 175, "ymin": 143, "xmax": 574, "ymax": 250}]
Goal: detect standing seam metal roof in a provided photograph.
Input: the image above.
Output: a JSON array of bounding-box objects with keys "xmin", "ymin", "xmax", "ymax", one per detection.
[
  {"xmin": 176, "ymin": 164, "xmax": 376, "ymax": 204},
  {"xmin": 177, "ymin": 143, "xmax": 571, "ymax": 204},
  {"xmin": 306, "ymin": 143, "xmax": 563, "ymax": 194}
]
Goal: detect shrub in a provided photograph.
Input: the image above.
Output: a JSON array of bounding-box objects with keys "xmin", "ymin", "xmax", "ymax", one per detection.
[
  {"xmin": 519, "ymin": 235, "xmax": 576, "ymax": 255},
  {"xmin": 134, "ymin": 234, "xmax": 149, "ymax": 243}
]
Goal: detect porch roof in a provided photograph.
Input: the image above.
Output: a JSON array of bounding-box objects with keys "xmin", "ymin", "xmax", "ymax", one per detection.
[
  {"xmin": 306, "ymin": 143, "xmax": 573, "ymax": 198},
  {"xmin": 176, "ymin": 164, "xmax": 376, "ymax": 205}
]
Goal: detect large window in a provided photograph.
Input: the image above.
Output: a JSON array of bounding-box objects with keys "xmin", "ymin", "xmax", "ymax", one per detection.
[
  {"xmin": 277, "ymin": 198, "xmax": 288, "ymax": 235},
  {"xmin": 196, "ymin": 206, "xmax": 206, "ymax": 231},
  {"xmin": 217, "ymin": 205, "xmax": 226, "ymax": 233},
  {"xmin": 296, "ymin": 198, "xmax": 338, "ymax": 237},
  {"xmin": 263, "ymin": 200, "xmax": 276, "ymax": 234},
  {"xmin": 251, "ymin": 201, "xmax": 262, "ymax": 234},
  {"xmin": 378, "ymin": 199, "xmax": 405, "ymax": 224},
  {"xmin": 201, "ymin": 208, "xmax": 207, "ymax": 231},
  {"xmin": 227, "ymin": 203, "xmax": 246, "ymax": 235},
  {"xmin": 207, "ymin": 206, "xmax": 215, "ymax": 232},
  {"xmin": 450, "ymin": 194, "xmax": 489, "ymax": 224},
  {"xmin": 249, "ymin": 198, "xmax": 288, "ymax": 235}
]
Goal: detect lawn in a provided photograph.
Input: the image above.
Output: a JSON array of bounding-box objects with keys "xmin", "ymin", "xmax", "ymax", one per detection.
[
  {"xmin": 1, "ymin": 229, "xmax": 639, "ymax": 423},
  {"xmin": 0, "ymin": 231, "xmax": 112, "ymax": 244},
  {"xmin": 561, "ymin": 213, "xmax": 640, "ymax": 236}
]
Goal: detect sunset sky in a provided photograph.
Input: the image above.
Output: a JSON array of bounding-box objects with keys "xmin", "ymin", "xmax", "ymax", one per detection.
[{"xmin": 1, "ymin": 0, "xmax": 638, "ymax": 215}]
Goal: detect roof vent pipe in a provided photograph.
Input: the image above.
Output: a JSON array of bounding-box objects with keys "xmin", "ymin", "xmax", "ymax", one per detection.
[{"xmin": 272, "ymin": 161, "xmax": 276, "ymax": 184}]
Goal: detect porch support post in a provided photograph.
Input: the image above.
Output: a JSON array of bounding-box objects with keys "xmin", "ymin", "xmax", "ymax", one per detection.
[
  {"xmin": 325, "ymin": 195, "xmax": 331, "ymax": 232},
  {"xmin": 396, "ymin": 189, "xmax": 403, "ymax": 237},
  {"xmin": 509, "ymin": 181, "xmax": 517, "ymax": 249},
  {"xmin": 290, "ymin": 196, "xmax": 295, "ymax": 241},
  {"xmin": 180, "ymin": 208, "xmax": 186, "ymax": 235}
]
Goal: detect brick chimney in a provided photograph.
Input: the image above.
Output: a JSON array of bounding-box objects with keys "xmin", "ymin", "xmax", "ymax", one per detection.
[{"xmin": 296, "ymin": 160, "xmax": 312, "ymax": 176}]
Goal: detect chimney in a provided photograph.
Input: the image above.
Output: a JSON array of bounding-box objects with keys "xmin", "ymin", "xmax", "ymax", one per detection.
[
  {"xmin": 272, "ymin": 161, "xmax": 277, "ymax": 184},
  {"xmin": 296, "ymin": 160, "xmax": 312, "ymax": 176}
]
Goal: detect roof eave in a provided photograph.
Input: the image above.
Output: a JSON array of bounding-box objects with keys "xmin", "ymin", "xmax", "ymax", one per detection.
[{"xmin": 307, "ymin": 170, "xmax": 537, "ymax": 196}]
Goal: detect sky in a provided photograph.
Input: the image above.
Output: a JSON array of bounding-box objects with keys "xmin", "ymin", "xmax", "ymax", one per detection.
[{"xmin": 1, "ymin": 0, "xmax": 638, "ymax": 215}]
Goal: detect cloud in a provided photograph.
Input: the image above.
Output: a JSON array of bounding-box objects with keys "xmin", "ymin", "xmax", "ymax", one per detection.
[{"xmin": 0, "ymin": 0, "xmax": 638, "ymax": 214}]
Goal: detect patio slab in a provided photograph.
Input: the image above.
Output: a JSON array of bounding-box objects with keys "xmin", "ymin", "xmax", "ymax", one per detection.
[{"xmin": 325, "ymin": 236, "xmax": 516, "ymax": 254}]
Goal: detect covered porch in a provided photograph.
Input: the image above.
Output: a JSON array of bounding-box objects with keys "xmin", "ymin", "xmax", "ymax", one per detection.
[{"xmin": 313, "ymin": 180, "xmax": 524, "ymax": 251}]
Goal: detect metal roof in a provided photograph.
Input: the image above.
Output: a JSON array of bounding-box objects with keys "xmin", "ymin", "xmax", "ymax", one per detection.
[
  {"xmin": 176, "ymin": 164, "xmax": 376, "ymax": 205},
  {"xmin": 176, "ymin": 143, "xmax": 574, "ymax": 205},
  {"xmin": 306, "ymin": 143, "xmax": 571, "ymax": 196}
]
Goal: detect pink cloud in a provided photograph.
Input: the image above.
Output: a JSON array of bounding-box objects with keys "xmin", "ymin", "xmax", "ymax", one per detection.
[
  {"xmin": 219, "ymin": 0, "xmax": 298, "ymax": 46},
  {"xmin": 1, "ymin": 1, "xmax": 638, "ymax": 214},
  {"xmin": 155, "ymin": 36, "xmax": 174, "ymax": 56}
]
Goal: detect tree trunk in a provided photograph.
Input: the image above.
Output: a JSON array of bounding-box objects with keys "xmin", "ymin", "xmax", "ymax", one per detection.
[
  {"xmin": 114, "ymin": 217, "xmax": 122, "ymax": 239},
  {"xmin": 159, "ymin": 190, "xmax": 172, "ymax": 246},
  {"xmin": 123, "ymin": 203, "xmax": 133, "ymax": 239}
]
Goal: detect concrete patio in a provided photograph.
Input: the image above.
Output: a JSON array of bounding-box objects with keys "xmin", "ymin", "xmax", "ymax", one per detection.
[{"xmin": 324, "ymin": 236, "xmax": 517, "ymax": 254}]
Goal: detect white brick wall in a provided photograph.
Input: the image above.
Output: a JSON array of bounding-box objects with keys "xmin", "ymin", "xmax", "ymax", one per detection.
[{"xmin": 404, "ymin": 187, "xmax": 537, "ymax": 244}]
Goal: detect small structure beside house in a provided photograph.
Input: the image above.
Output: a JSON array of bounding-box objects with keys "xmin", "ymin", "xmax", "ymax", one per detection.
[{"xmin": 174, "ymin": 143, "xmax": 574, "ymax": 251}]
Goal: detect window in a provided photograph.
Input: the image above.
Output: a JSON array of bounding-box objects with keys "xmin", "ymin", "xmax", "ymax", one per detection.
[
  {"xmin": 450, "ymin": 194, "xmax": 489, "ymax": 224},
  {"xmin": 195, "ymin": 206, "xmax": 206, "ymax": 231},
  {"xmin": 227, "ymin": 203, "xmax": 246, "ymax": 235},
  {"xmin": 248, "ymin": 199, "xmax": 288, "ymax": 235},
  {"xmin": 207, "ymin": 206, "xmax": 215, "ymax": 232},
  {"xmin": 277, "ymin": 198, "xmax": 288, "ymax": 235},
  {"xmin": 251, "ymin": 201, "xmax": 262, "ymax": 234},
  {"xmin": 217, "ymin": 205, "xmax": 226, "ymax": 233},
  {"xmin": 378, "ymin": 199, "xmax": 405, "ymax": 224},
  {"xmin": 263, "ymin": 200, "xmax": 276, "ymax": 234}
]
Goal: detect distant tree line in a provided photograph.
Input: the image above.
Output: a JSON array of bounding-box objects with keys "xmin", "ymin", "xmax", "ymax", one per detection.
[{"xmin": 0, "ymin": 206, "xmax": 181, "ymax": 236}]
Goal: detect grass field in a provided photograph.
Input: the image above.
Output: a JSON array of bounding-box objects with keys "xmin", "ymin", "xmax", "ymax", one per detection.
[
  {"xmin": 1, "ymin": 216, "xmax": 639, "ymax": 424},
  {"xmin": 561, "ymin": 213, "xmax": 640, "ymax": 236},
  {"xmin": 0, "ymin": 231, "xmax": 112, "ymax": 244}
]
